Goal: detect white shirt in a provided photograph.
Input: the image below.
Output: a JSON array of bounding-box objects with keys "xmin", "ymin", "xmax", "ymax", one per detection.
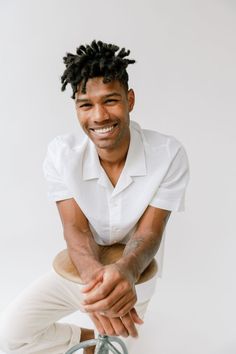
[{"xmin": 43, "ymin": 120, "xmax": 190, "ymax": 284}]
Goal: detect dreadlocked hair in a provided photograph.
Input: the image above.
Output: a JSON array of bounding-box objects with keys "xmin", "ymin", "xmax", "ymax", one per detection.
[{"xmin": 61, "ymin": 40, "xmax": 136, "ymax": 99}]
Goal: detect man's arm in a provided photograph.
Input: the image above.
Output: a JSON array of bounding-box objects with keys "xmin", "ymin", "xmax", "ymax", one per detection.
[
  {"xmin": 56, "ymin": 198, "xmax": 103, "ymax": 283},
  {"xmin": 56, "ymin": 198, "xmax": 142, "ymax": 337},
  {"xmin": 82, "ymin": 206, "xmax": 171, "ymax": 317},
  {"xmin": 117, "ymin": 206, "xmax": 171, "ymax": 283}
]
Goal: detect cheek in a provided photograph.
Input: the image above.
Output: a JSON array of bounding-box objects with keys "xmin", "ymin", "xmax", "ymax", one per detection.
[
  {"xmin": 112, "ymin": 105, "xmax": 129, "ymax": 118},
  {"xmin": 76, "ymin": 111, "xmax": 87, "ymax": 126}
]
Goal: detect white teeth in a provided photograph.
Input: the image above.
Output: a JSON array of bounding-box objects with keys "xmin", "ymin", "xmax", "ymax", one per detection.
[{"xmin": 93, "ymin": 125, "xmax": 115, "ymax": 134}]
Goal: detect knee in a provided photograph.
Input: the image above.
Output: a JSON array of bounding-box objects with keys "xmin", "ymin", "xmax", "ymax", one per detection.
[
  {"xmin": 0, "ymin": 312, "xmax": 30, "ymax": 353},
  {"xmin": 0, "ymin": 320, "xmax": 18, "ymax": 353},
  {"xmin": 0, "ymin": 323, "xmax": 17, "ymax": 353}
]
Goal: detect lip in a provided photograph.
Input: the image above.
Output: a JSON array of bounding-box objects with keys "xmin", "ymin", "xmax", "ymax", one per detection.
[
  {"xmin": 89, "ymin": 123, "xmax": 119, "ymax": 137},
  {"xmin": 89, "ymin": 123, "xmax": 118, "ymax": 131}
]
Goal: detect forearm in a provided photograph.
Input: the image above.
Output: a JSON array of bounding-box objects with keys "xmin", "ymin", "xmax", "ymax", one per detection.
[
  {"xmin": 64, "ymin": 225, "xmax": 103, "ymax": 282},
  {"xmin": 81, "ymin": 233, "xmax": 161, "ymax": 316},
  {"xmin": 116, "ymin": 209, "xmax": 171, "ymax": 283},
  {"xmin": 116, "ymin": 231, "xmax": 162, "ymax": 283}
]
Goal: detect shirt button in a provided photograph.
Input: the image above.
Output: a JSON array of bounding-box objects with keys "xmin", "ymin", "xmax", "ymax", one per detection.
[{"xmin": 110, "ymin": 199, "xmax": 117, "ymax": 206}]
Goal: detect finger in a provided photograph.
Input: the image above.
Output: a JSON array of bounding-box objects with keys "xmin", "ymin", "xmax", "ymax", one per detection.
[
  {"xmin": 83, "ymin": 292, "xmax": 121, "ymax": 313},
  {"xmin": 130, "ymin": 308, "xmax": 144, "ymax": 325},
  {"xmin": 120, "ymin": 313, "xmax": 138, "ymax": 338},
  {"xmin": 83, "ymin": 286, "xmax": 130, "ymax": 312},
  {"xmin": 82, "ymin": 281, "xmax": 117, "ymax": 305},
  {"xmin": 80, "ymin": 281, "xmax": 103, "ymax": 311},
  {"xmin": 109, "ymin": 293, "xmax": 137, "ymax": 318},
  {"xmin": 82, "ymin": 274, "xmax": 104, "ymax": 293},
  {"xmin": 107, "ymin": 317, "xmax": 129, "ymax": 338},
  {"xmin": 82, "ymin": 267, "xmax": 127, "ymax": 305},
  {"xmin": 89, "ymin": 313, "xmax": 105, "ymax": 335},
  {"xmin": 95, "ymin": 313, "xmax": 116, "ymax": 337},
  {"xmin": 100, "ymin": 292, "xmax": 136, "ymax": 318},
  {"xmin": 83, "ymin": 276, "xmax": 134, "ymax": 307}
]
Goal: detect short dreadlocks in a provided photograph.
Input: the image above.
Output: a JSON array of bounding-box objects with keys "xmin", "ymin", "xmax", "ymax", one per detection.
[{"xmin": 61, "ymin": 40, "xmax": 135, "ymax": 99}]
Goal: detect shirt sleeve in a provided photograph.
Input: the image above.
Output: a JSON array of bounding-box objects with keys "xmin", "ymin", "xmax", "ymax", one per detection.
[
  {"xmin": 42, "ymin": 137, "xmax": 74, "ymax": 202},
  {"xmin": 149, "ymin": 143, "xmax": 190, "ymax": 212}
]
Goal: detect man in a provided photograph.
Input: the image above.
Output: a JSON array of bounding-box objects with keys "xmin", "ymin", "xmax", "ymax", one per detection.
[{"xmin": 0, "ymin": 40, "xmax": 190, "ymax": 354}]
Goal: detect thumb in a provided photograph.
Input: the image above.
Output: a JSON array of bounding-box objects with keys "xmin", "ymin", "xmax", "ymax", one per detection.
[{"xmin": 82, "ymin": 273, "xmax": 103, "ymax": 293}]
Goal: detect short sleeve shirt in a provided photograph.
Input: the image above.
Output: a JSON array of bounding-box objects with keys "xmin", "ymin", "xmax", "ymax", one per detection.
[{"xmin": 43, "ymin": 120, "xmax": 190, "ymax": 278}]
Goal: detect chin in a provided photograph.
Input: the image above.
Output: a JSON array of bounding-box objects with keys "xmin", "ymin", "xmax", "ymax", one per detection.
[
  {"xmin": 94, "ymin": 142, "xmax": 116, "ymax": 150},
  {"xmin": 89, "ymin": 135, "xmax": 118, "ymax": 149}
]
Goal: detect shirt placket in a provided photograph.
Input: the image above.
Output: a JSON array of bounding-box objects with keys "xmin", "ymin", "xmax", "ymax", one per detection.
[{"xmin": 109, "ymin": 196, "xmax": 122, "ymax": 244}]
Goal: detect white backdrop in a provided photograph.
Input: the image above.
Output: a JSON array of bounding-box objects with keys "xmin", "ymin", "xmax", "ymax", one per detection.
[{"xmin": 0, "ymin": 1, "xmax": 235, "ymax": 353}]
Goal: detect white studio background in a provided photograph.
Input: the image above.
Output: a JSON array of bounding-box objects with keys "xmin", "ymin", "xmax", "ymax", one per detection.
[{"xmin": 0, "ymin": 1, "xmax": 235, "ymax": 353}]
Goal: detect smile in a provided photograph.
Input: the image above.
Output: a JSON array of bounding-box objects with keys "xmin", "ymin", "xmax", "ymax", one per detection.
[{"xmin": 90, "ymin": 123, "xmax": 118, "ymax": 135}]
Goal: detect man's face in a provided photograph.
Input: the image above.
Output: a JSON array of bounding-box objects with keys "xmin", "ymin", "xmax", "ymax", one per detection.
[{"xmin": 75, "ymin": 77, "xmax": 135, "ymax": 151}]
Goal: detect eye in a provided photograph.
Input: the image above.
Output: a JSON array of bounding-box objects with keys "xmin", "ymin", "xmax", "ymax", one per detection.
[
  {"xmin": 105, "ymin": 99, "xmax": 118, "ymax": 104},
  {"xmin": 79, "ymin": 103, "xmax": 92, "ymax": 108}
]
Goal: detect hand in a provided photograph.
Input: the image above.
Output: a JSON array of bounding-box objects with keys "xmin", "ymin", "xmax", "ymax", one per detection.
[
  {"xmin": 81, "ymin": 264, "xmax": 137, "ymax": 317},
  {"xmin": 80, "ymin": 264, "xmax": 104, "ymax": 285},
  {"xmin": 89, "ymin": 308, "xmax": 143, "ymax": 338}
]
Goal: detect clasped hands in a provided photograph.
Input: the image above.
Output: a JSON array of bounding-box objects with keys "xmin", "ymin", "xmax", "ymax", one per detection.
[{"xmin": 80, "ymin": 264, "xmax": 143, "ymax": 338}]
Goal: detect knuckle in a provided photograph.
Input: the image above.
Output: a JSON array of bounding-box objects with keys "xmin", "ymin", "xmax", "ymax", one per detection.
[
  {"xmin": 123, "ymin": 316, "xmax": 133, "ymax": 326},
  {"xmin": 118, "ymin": 305, "xmax": 134, "ymax": 317},
  {"xmin": 102, "ymin": 299, "xmax": 110, "ymax": 309},
  {"xmin": 118, "ymin": 309, "xmax": 126, "ymax": 317},
  {"xmin": 119, "ymin": 330, "xmax": 128, "ymax": 337},
  {"xmin": 109, "ymin": 312, "xmax": 117, "ymax": 318},
  {"xmin": 98, "ymin": 289, "xmax": 106, "ymax": 298},
  {"xmin": 114, "ymin": 270, "xmax": 120, "ymax": 279},
  {"xmin": 122, "ymin": 331, "xmax": 129, "ymax": 338},
  {"xmin": 130, "ymin": 298, "xmax": 136, "ymax": 307},
  {"xmin": 98, "ymin": 327, "xmax": 105, "ymax": 335},
  {"xmin": 104, "ymin": 301, "xmax": 114, "ymax": 312},
  {"xmin": 121, "ymin": 281, "xmax": 130, "ymax": 291},
  {"xmin": 107, "ymin": 329, "xmax": 116, "ymax": 336},
  {"xmin": 117, "ymin": 325, "xmax": 128, "ymax": 337}
]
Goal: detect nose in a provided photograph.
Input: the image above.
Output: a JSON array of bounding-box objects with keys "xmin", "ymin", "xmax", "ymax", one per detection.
[{"xmin": 93, "ymin": 104, "xmax": 109, "ymax": 123}]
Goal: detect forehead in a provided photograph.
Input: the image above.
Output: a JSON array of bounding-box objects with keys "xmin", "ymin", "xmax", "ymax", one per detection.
[{"xmin": 76, "ymin": 77, "xmax": 126, "ymax": 99}]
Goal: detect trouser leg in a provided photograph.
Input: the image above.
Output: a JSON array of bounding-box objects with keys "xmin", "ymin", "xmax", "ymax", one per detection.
[
  {"xmin": 0, "ymin": 270, "xmax": 85, "ymax": 354},
  {"xmin": 0, "ymin": 270, "xmax": 157, "ymax": 354}
]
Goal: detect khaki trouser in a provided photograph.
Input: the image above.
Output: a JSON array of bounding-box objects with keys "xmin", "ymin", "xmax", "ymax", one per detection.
[{"xmin": 0, "ymin": 270, "xmax": 156, "ymax": 354}]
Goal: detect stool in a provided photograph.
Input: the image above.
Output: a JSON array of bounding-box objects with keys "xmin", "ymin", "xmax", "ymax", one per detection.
[{"xmin": 53, "ymin": 244, "xmax": 158, "ymax": 353}]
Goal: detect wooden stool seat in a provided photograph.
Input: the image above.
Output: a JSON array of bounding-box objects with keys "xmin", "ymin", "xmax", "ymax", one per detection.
[{"xmin": 53, "ymin": 243, "xmax": 158, "ymax": 285}]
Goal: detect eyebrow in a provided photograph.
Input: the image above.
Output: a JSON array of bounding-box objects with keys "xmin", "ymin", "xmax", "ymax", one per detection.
[{"xmin": 75, "ymin": 92, "xmax": 122, "ymax": 104}]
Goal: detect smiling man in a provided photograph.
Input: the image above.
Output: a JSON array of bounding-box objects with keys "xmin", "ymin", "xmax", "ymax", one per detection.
[{"xmin": 0, "ymin": 40, "xmax": 190, "ymax": 354}]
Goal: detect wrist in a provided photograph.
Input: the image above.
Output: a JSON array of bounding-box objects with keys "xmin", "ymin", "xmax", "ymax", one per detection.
[
  {"xmin": 80, "ymin": 261, "xmax": 104, "ymax": 283},
  {"xmin": 69, "ymin": 249, "xmax": 103, "ymax": 283},
  {"xmin": 115, "ymin": 256, "xmax": 139, "ymax": 284}
]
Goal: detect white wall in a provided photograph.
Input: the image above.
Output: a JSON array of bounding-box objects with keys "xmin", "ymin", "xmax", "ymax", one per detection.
[{"xmin": 0, "ymin": 1, "xmax": 235, "ymax": 353}]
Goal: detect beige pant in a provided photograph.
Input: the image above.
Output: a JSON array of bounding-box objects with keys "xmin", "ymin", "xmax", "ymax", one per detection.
[{"xmin": 0, "ymin": 270, "xmax": 156, "ymax": 354}]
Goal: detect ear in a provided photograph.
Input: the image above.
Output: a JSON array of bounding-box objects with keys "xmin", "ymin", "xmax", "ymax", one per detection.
[{"xmin": 127, "ymin": 89, "xmax": 135, "ymax": 112}]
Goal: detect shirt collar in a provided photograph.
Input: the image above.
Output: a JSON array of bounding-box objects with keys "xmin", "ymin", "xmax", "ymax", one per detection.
[
  {"xmin": 124, "ymin": 121, "xmax": 147, "ymax": 177},
  {"xmin": 82, "ymin": 121, "xmax": 147, "ymax": 194}
]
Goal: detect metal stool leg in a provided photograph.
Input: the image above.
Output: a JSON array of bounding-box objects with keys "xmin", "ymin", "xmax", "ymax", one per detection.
[{"xmin": 65, "ymin": 334, "xmax": 128, "ymax": 354}]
